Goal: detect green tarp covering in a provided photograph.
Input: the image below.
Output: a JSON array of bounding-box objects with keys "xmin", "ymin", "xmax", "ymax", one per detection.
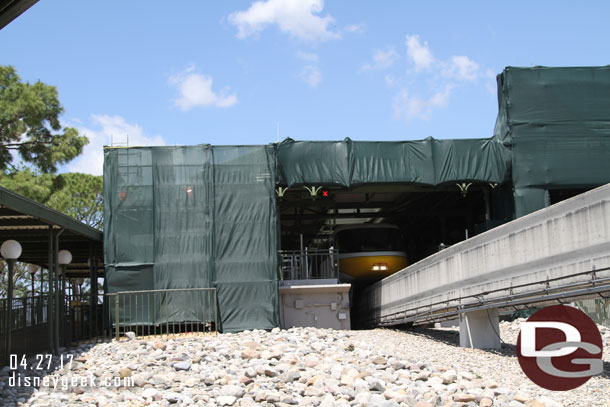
[
  {"xmin": 104, "ymin": 145, "xmax": 279, "ymax": 332},
  {"xmin": 104, "ymin": 139, "xmax": 509, "ymax": 332},
  {"xmin": 277, "ymin": 138, "xmax": 509, "ymax": 187},
  {"xmin": 494, "ymin": 66, "xmax": 610, "ymax": 216}
]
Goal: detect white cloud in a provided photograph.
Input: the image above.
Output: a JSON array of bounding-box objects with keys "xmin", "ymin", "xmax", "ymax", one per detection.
[
  {"xmin": 300, "ymin": 65, "xmax": 322, "ymax": 88},
  {"xmin": 228, "ymin": 0, "xmax": 340, "ymax": 42},
  {"xmin": 387, "ymin": 34, "xmax": 489, "ymax": 121},
  {"xmin": 405, "ymin": 35, "xmax": 434, "ymax": 71},
  {"xmin": 443, "ymin": 55, "xmax": 479, "ymax": 81},
  {"xmin": 393, "ymin": 85, "xmax": 454, "ymax": 121},
  {"xmin": 384, "ymin": 74, "xmax": 398, "ymax": 86},
  {"xmin": 344, "ymin": 23, "xmax": 365, "ymax": 34},
  {"xmin": 66, "ymin": 115, "xmax": 165, "ymax": 175},
  {"xmin": 362, "ymin": 47, "xmax": 399, "ymax": 71},
  {"xmin": 169, "ymin": 66, "xmax": 238, "ymax": 111},
  {"xmin": 296, "ymin": 51, "xmax": 319, "ymax": 62},
  {"xmin": 296, "ymin": 52, "xmax": 321, "ymax": 88}
]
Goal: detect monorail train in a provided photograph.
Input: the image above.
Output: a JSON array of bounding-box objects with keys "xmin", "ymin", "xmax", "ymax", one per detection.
[{"xmin": 332, "ymin": 224, "xmax": 408, "ymax": 283}]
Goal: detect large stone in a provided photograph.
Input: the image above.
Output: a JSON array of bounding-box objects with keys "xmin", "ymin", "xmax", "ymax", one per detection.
[
  {"xmin": 152, "ymin": 341, "xmax": 167, "ymax": 350},
  {"xmin": 340, "ymin": 374, "xmax": 355, "ymax": 386},
  {"xmin": 142, "ymin": 388, "xmax": 160, "ymax": 400},
  {"xmin": 218, "ymin": 395, "xmax": 237, "ymax": 406},
  {"xmin": 163, "ymin": 392, "xmax": 183, "ymax": 403},
  {"xmin": 536, "ymin": 397, "xmax": 563, "ymax": 407},
  {"xmin": 513, "ymin": 391, "xmax": 530, "ymax": 403},
  {"xmin": 173, "ymin": 360, "xmax": 192, "ymax": 371},
  {"xmin": 221, "ymin": 385, "xmax": 245, "ymax": 398},
  {"xmin": 372, "ymin": 356, "xmax": 387, "ymax": 365},
  {"xmin": 265, "ymin": 392, "xmax": 282, "ymax": 403},
  {"xmin": 454, "ymin": 393, "xmax": 477, "ymax": 403},
  {"xmin": 119, "ymin": 368, "xmax": 132, "ymax": 378},
  {"xmin": 441, "ymin": 370, "xmax": 457, "ymax": 384},
  {"xmin": 480, "ymin": 398, "xmax": 493, "ymax": 407},
  {"xmin": 369, "ymin": 379, "xmax": 385, "ymax": 392},
  {"xmin": 241, "ymin": 349, "xmax": 260, "ymax": 360}
]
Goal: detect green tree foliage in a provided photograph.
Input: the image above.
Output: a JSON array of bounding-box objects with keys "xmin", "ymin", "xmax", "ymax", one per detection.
[
  {"xmin": 0, "ymin": 262, "xmax": 37, "ymax": 299},
  {"xmin": 0, "ymin": 65, "xmax": 88, "ymax": 173},
  {"xmin": 46, "ymin": 173, "xmax": 103, "ymax": 229},
  {"xmin": 0, "ymin": 171, "xmax": 103, "ymax": 229},
  {"xmin": 0, "ymin": 167, "xmax": 60, "ymax": 202}
]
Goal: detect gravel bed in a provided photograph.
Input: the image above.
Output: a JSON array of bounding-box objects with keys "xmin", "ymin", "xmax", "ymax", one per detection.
[{"xmin": 0, "ymin": 319, "xmax": 608, "ymax": 407}]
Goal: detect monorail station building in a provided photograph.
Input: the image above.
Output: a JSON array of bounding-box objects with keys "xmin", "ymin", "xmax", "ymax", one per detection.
[{"xmin": 103, "ymin": 66, "xmax": 610, "ymax": 333}]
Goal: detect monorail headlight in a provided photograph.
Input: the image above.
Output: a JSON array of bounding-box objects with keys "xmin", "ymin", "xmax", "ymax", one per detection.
[{"xmin": 372, "ymin": 263, "xmax": 388, "ymax": 271}]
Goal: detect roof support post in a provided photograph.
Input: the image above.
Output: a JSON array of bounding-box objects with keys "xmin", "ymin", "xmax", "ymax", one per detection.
[
  {"xmin": 88, "ymin": 242, "xmax": 98, "ymax": 339},
  {"xmin": 47, "ymin": 226, "xmax": 54, "ymax": 355},
  {"xmin": 54, "ymin": 229, "xmax": 64, "ymax": 354},
  {"xmin": 3, "ymin": 259, "xmax": 15, "ymax": 366}
]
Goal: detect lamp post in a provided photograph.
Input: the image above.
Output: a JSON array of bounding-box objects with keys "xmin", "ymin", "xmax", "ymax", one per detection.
[
  {"xmin": 87, "ymin": 257, "xmax": 99, "ymax": 337},
  {"xmin": 57, "ymin": 249, "xmax": 72, "ymax": 348},
  {"xmin": 1, "ymin": 239, "xmax": 22, "ymax": 364},
  {"xmin": 27, "ymin": 264, "xmax": 38, "ymax": 325},
  {"xmin": 58, "ymin": 250, "xmax": 72, "ymax": 309}
]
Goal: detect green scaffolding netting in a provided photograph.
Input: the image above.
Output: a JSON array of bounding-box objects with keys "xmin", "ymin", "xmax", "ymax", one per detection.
[
  {"xmin": 276, "ymin": 137, "xmax": 510, "ymax": 187},
  {"xmin": 104, "ymin": 139, "xmax": 509, "ymax": 331},
  {"xmin": 494, "ymin": 66, "xmax": 610, "ymax": 216},
  {"xmin": 104, "ymin": 145, "xmax": 279, "ymax": 332}
]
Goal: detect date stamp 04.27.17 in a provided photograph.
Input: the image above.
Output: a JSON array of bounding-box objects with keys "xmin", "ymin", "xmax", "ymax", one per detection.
[{"xmin": 7, "ymin": 354, "xmax": 134, "ymax": 390}]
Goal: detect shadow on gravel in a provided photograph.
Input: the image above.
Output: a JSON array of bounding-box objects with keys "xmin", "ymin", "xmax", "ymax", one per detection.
[{"xmin": 391, "ymin": 326, "xmax": 610, "ymax": 380}]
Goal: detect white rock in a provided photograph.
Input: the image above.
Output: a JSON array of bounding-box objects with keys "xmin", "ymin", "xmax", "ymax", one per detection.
[
  {"xmin": 221, "ymin": 385, "xmax": 245, "ymax": 398},
  {"xmin": 218, "ymin": 395, "xmax": 238, "ymax": 406}
]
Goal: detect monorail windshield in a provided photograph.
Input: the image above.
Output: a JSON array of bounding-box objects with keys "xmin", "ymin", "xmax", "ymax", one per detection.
[{"xmin": 336, "ymin": 227, "xmax": 404, "ymax": 253}]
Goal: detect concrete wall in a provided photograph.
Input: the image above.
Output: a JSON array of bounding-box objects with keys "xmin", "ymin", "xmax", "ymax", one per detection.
[
  {"xmin": 279, "ymin": 283, "xmax": 351, "ymax": 330},
  {"xmin": 361, "ymin": 183, "xmax": 610, "ymax": 324}
]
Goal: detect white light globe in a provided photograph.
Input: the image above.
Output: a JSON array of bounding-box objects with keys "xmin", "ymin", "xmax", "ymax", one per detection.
[
  {"xmin": 1, "ymin": 240, "xmax": 22, "ymax": 260},
  {"xmin": 27, "ymin": 264, "xmax": 38, "ymax": 275},
  {"xmin": 58, "ymin": 250, "xmax": 72, "ymax": 265},
  {"xmin": 75, "ymin": 277, "xmax": 84, "ymax": 285}
]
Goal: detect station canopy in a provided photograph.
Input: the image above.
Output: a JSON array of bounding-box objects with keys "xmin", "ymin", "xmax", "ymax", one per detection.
[{"xmin": 0, "ymin": 186, "xmax": 103, "ymax": 277}]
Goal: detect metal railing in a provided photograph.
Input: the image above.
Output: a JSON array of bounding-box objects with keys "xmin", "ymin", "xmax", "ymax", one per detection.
[
  {"xmin": 106, "ymin": 288, "xmax": 217, "ymax": 340},
  {"xmin": 360, "ymin": 266, "xmax": 610, "ymax": 328},
  {"xmin": 69, "ymin": 304, "xmax": 104, "ymax": 342},
  {"xmin": 0, "ymin": 295, "xmax": 49, "ymax": 332},
  {"xmin": 0, "ymin": 295, "xmax": 55, "ymax": 366},
  {"xmin": 280, "ymin": 249, "xmax": 339, "ymax": 281}
]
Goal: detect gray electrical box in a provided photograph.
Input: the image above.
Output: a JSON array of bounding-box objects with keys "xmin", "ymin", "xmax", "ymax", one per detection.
[{"xmin": 279, "ymin": 284, "xmax": 351, "ymax": 330}]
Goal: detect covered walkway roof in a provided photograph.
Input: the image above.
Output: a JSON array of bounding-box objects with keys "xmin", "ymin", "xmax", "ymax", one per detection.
[
  {"xmin": 0, "ymin": 0, "xmax": 38, "ymax": 30},
  {"xmin": 0, "ymin": 186, "xmax": 103, "ymax": 277}
]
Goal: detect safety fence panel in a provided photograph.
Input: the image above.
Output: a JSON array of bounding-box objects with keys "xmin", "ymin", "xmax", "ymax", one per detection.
[{"xmin": 106, "ymin": 288, "xmax": 217, "ymax": 339}]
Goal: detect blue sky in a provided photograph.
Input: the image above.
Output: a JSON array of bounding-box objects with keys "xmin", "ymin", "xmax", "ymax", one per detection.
[{"xmin": 2, "ymin": 1, "xmax": 610, "ymax": 175}]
